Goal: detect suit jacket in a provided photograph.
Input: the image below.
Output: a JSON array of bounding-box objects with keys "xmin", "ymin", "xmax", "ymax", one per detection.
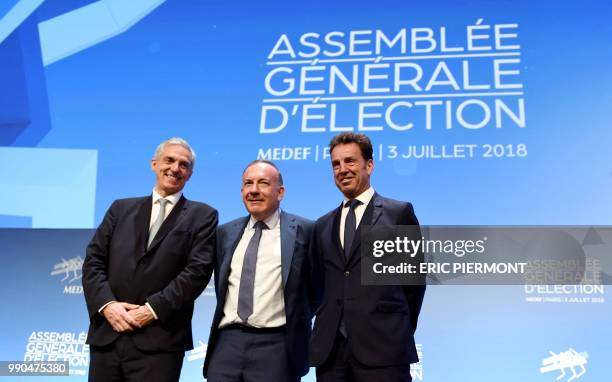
[
  {"xmin": 203, "ymin": 211, "xmax": 315, "ymax": 378},
  {"xmin": 82, "ymin": 195, "xmax": 218, "ymax": 352},
  {"xmin": 309, "ymin": 193, "xmax": 425, "ymax": 367}
]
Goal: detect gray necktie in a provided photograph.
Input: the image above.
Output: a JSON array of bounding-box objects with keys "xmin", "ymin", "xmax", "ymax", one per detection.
[
  {"xmin": 148, "ymin": 198, "xmax": 169, "ymax": 249},
  {"xmin": 237, "ymin": 220, "xmax": 268, "ymax": 322}
]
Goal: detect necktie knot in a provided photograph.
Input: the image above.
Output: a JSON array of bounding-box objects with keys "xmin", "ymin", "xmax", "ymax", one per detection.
[
  {"xmin": 253, "ymin": 221, "xmax": 268, "ymax": 231},
  {"xmin": 345, "ymin": 199, "xmax": 362, "ymax": 210}
]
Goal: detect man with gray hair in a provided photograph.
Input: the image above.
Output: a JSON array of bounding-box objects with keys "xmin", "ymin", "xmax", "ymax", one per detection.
[{"xmin": 83, "ymin": 137, "xmax": 218, "ymax": 381}]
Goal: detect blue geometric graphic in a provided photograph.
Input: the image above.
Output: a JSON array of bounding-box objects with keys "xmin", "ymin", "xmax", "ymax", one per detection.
[
  {"xmin": 39, "ymin": 0, "xmax": 166, "ymax": 66},
  {"xmin": 0, "ymin": 0, "xmax": 46, "ymax": 44},
  {"xmin": 0, "ymin": 147, "xmax": 97, "ymax": 227},
  {"xmin": 0, "ymin": 14, "xmax": 51, "ymax": 146}
]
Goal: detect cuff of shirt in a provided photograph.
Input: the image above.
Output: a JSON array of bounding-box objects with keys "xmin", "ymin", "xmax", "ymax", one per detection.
[
  {"xmin": 145, "ymin": 302, "xmax": 158, "ymax": 320},
  {"xmin": 98, "ymin": 301, "xmax": 116, "ymax": 314}
]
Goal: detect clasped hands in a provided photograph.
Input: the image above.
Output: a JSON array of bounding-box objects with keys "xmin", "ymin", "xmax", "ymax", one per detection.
[{"xmin": 102, "ymin": 302, "xmax": 155, "ymax": 333}]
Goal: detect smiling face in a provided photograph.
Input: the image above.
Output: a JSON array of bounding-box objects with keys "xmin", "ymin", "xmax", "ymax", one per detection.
[
  {"xmin": 151, "ymin": 144, "xmax": 193, "ymax": 197},
  {"xmin": 241, "ymin": 162, "xmax": 285, "ymax": 221},
  {"xmin": 331, "ymin": 142, "xmax": 373, "ymax": 198}
]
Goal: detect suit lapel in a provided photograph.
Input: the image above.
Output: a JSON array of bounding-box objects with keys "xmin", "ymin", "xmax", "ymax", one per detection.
[
  {"xmin": 217, "ymin": 217, "xmax": 249, "ymax": 306},
  {"xmin": 145, "ymin": 195, "xmax": 187, "ymax": 255},
  {"xmin": 370, "ymin": 193, "xmax": 384, "ymax": 225},
  {"xmin": 134, "ymin": 196, "xmax": 152, "ymax": 257},
  {"xmin": 280, "ymin": 211, "xmax": 297, "ymax": 289},
  {"xmin": 346, "ymin": 194, "xmax": 382, "ymax": 266},
  {"xmin": 330, "ymin": 203, "xmax": 345, "ymax": 265}
]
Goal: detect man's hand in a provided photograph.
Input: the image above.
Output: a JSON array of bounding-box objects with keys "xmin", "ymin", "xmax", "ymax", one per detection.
[
  {"xmin": 102, "ymin": 302, "xmax": 139, "ymax": 332},
  {"xmin": 127, "ymin": 305, "xmax": 156, "ymax": 328}
]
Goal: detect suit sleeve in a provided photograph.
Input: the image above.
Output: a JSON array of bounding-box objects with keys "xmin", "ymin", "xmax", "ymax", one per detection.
[
  {"xmin": 146, "ymin": 207, "xmax": 219, "ymax": 323},
  {"xmin": 212, "ymin": 226, "xmax": 225, "ymax": 300},
  {"xmin": 402, "ymin": 202, "xmax": 426, "ymax": 332},
  {"xmin": 82, "ymin": 201, "xmax": 119, "ymax": 321},
  {"xmin": 307, "ymin": 220, "xmax": 324, "ymax": 316}
]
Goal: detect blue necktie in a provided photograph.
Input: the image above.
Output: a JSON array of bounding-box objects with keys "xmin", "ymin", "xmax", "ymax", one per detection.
[{"xmin": 237, "ymin": 221, "xmax": 268, "ymax": 322}]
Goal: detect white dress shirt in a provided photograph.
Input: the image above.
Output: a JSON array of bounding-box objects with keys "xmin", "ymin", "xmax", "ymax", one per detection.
[
  {"xmin": 219, "ymin": 209, "xmax": 286, "ymax": 328},
  {"xmin": 339, "ymin": 187, "xmax": 375, "ymax": 249},
  {"xmin": 149, "ymin": 188, "xmax": 182, "ymax": 229}
]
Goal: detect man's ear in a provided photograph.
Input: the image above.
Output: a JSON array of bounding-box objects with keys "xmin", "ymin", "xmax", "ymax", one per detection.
[
  {"xmin": 366, "ymin": 159, "xmax": 374, "ymax": 175},
  {"xmin": 184, "ymin": 169, "xmax": 193, "ymax": 182},
  {"xmin": 277, "ymin": 185, "xmax": 286, "ymax": 201}
]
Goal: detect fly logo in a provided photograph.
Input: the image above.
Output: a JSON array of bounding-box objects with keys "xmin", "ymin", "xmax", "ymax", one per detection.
[
  {"xmin": 50, "ymin": 257, "xmax": 84, "ymax": 294},
  {"xmin": 540, "ymin": 348, "xmax": 588, "ymax": 381},
  {"xmin": 51, "ymin": 257, "xmax": 83, "ymax": 283}
]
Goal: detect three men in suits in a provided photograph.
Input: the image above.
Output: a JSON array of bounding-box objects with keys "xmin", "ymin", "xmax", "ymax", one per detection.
[
  {"xmin": 309, "ymin": 133, "xmax": 425, "ymax": 382},
  {"xmin": 82, "ymin": 138, "xmax": 218, "ymax": 382},
  {"xmin": 204, "ymin": 160, "xmax": 314, "ymax": 382}
]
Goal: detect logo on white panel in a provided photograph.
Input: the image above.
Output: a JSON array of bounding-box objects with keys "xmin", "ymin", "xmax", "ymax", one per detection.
[
  {"xmin": 540, "ymin": 348, "xmax": 588, "ymax": 381},
  {"xmin": 50, "ymin": 257, "xmax": 84, "ymax": 294}
]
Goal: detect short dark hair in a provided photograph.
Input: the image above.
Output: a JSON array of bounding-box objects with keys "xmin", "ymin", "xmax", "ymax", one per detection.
[
  {"xmin": 329, "ymin": 133, "xmax": 373, "ymax": 161},
  {"xmin": 242, "ymin": 159, "xmax": 284, "ymax": 185}
]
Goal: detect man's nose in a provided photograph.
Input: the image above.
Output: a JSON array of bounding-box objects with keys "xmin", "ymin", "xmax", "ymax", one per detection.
[{"xmin": 246, "ymin": 184, "xmax": 260, "ymax": 193}]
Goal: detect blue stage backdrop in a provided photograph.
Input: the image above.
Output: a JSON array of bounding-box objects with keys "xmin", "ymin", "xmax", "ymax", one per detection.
[{"xmin": 1, "ymin": 0, "xmax": 611, "ymax": 381}]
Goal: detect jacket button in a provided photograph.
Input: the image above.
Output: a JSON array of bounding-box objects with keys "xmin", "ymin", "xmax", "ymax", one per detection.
[{"xmin": 344, "ymin": 271, "xmax": 350, "ymax": 277}]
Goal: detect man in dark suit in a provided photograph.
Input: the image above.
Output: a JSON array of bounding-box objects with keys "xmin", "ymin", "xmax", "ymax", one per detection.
[
  {"xmin": 204, "ymin": 160, "xmax": 314, "ymax": 382},
  {"xmin": 309, "ymin": 133, "xmax": 425, "ymax": 382},
  {"xmin": 82, "ymin": 137, "xmax": 218, "ymax": 382}
]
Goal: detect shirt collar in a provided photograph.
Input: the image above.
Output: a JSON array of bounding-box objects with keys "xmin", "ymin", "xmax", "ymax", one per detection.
[
  {"xmin": 248, "ymin": 208, "xmax": 281, "ymax": 230},
  {"xmin": 152, "ymin": 188, "xmax": 182, "ymax": 206},
  {"xmin": 343, "ymin": 187, "xmax": 375, "ymax": 208}
]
